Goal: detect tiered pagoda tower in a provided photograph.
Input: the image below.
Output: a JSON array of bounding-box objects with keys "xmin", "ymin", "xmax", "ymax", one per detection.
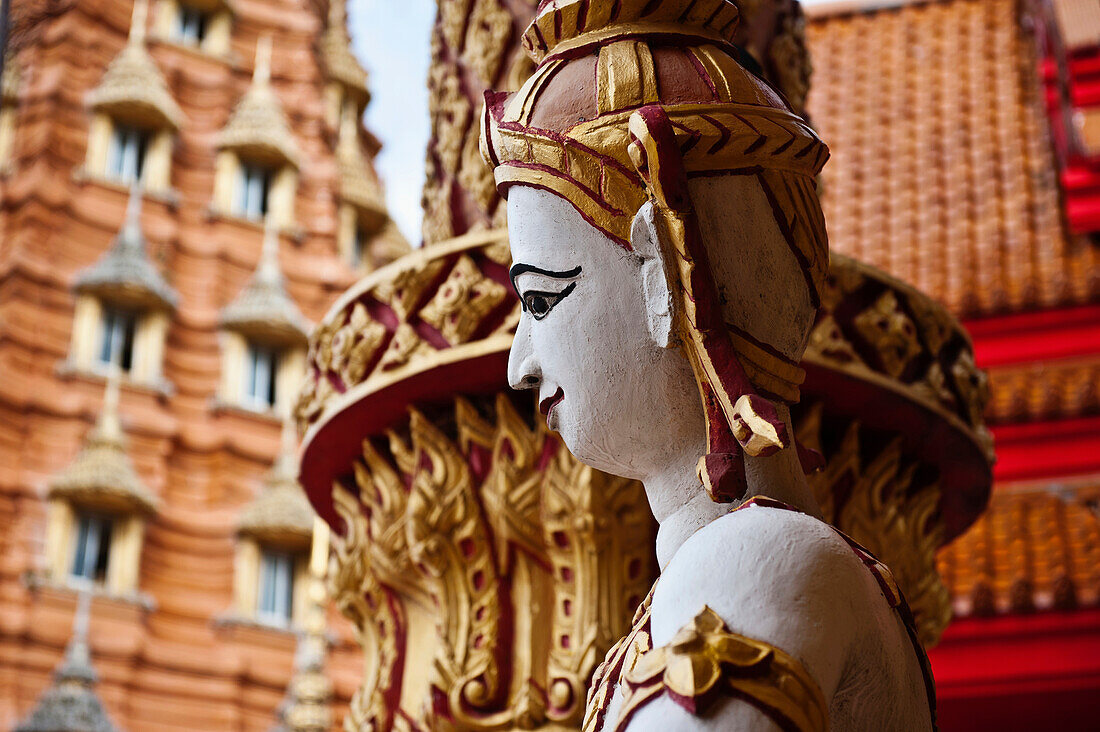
[{"xmin": 0, "ymin": 0, "xmax": 407, "ymax": 729}]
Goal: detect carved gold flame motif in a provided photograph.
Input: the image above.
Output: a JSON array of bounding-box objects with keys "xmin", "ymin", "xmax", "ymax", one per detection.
[{"xmin": 326, "ymin": 397, "xmax": 656, "ymax": 730}]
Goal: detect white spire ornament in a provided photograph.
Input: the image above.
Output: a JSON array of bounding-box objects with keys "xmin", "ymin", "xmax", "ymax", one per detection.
[
  {"xmin": 88, "ymin": 0, "xmax": 184, "ymax": 129},
  {"xmin": 15, "ymin": 591, "xmax": 120, "ymax": 732}
]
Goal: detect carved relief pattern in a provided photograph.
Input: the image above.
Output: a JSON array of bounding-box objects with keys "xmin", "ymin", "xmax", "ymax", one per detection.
[
  {"xmin": 422, "ymin": 151, "xmax": 456, "ymax": 244},
  {"xmin": 429, "ymin": 58, "xmax": 470, "ymax": 180},
  {"xmin": 421, "ymin": 0, "xmax": 531, "ymax": 245},
  {"xmin": 542, "ymin": 446, "xmax": 655, "ymax": 724},
  {"xmin": 331, "ymin": 483, "xmax": 407, "ymax": 732},
  {"xmin": 458, "ymin": 123, "xmax": 500, "ymax": 212},
  {"xmin": 327, "ymin": 396, "xmax": 658, "ymax": 730},
  {"xmin": 765, "ymin": 9, "xmax": 812, "ymax": 116},
  {"xmin": 807, "ymin": 255, "xmax": 994, "ymax": 460},
  {"xmin": 852, "ymin": 291, "xmax": 922, "ymax": 378},
  {"xmin": 302, "ymin": 241, "xmax": 989, "ymax": 454},
  {"xmin": 419, "ymin": 255, "xmax": 509, "ymax": 345},
  {"xmin": 420, "ymin": 0, "xmax": 819, "ymax": 246},
  {"xmin": 796, "ymin": 406, "xmax": 951, "ymax": 647},
  {"xmin": 463, "ymin": 0, "xmax": 514, "ymax": 87},
  {"xmin": 295, "ymin": 235, "xmax": 514, "ymax": 435},
  {"xmin": 403, "ymin": 411, "xmax": 508, "ymax": 723}
]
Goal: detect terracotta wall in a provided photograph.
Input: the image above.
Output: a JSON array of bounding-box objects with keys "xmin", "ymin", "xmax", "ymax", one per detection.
[{"xmin": 0, "ymin": 0, "xmax": 384, "ymax": 728}]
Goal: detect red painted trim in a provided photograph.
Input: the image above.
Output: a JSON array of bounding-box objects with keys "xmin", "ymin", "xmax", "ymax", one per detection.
[
  {"xmin": 963, "ymin": 304, "xmax": 1100, "ymax": 369},
  {"xmin": 990, "ymin": 415, "xmax": 1100, "ymax": 482},
  {"xmin": 930, "ymin": 610, "xmax": 1100, "ymax": 731}
]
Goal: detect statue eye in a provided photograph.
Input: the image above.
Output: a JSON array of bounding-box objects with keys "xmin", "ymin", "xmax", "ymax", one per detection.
[{"xmin": 522, "ymin": 282, "xmax": 576, "ymax": 321}]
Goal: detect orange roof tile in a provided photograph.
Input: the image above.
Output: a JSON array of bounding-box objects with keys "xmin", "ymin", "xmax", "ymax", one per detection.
[
  {"xmin": 985, "ymin": 357, "xmax": 1100, "ymax": 423},
  {"xmin": 806, "ymin": 0, "xmax": 1100, "ymax": 319},
  {"xmin": 936, "ymin": 478, "xmax": 1100, "ymax": 616}
]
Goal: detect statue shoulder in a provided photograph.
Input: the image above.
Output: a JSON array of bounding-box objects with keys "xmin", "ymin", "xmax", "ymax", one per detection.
[{"xmin": 651, "ymin": 503, "xmax": 871, "ymax": 699}]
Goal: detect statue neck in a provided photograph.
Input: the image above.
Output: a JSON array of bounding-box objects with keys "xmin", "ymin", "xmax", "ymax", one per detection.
[{"xmin": 647, "ymin": 407, "xmax": 821, "ymax": 571}]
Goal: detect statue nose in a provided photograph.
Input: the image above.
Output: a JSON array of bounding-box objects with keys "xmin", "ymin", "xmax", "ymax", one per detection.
[
  {"xmin": 508, "ymin": 362, "xmax": 541, "ymax": 391},
  {"xmin": 507, "ymin": 319, "xmax": 541, "ymax": 391}
]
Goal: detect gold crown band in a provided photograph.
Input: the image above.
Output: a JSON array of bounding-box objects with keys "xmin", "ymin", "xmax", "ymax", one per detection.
[
  {"xmin": 727, "ymin": 328, "xmax": 806, "ymax": 404},
  {"xmin": 523, "ymin": 0, "xmax": 741, "ymax": 62},
  {"xmin": 485, "ymin": 100, "xmax": 829, "ymax": 301}
]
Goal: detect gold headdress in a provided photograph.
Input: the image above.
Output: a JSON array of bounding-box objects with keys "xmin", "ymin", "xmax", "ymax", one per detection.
[{"xmin": 481, "ymin": 0, "xmax": 830, "ymax": 500}]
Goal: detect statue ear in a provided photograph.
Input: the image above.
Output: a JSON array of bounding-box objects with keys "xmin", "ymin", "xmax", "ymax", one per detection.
[{"xmin": 631, "ymin": 201, "xmax": 676, "ymax": 349}]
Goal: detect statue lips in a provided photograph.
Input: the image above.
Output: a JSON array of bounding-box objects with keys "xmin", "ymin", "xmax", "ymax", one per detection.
[{"xmin": 539, "ymin": 388, "xmax": 565, "ymax": 421}]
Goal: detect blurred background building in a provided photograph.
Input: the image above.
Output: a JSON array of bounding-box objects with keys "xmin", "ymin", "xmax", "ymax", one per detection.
[
  {"xmin": 1, "ymin": 0, "xmax": 1099, "ymax": 730},
  {"xmin": 0, "ymin": 0, "xmax": 408, "ymax": 729}
]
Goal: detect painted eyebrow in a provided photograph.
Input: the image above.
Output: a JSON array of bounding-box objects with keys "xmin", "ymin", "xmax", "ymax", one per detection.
[{"xmin": 508, "ymin": 264, "xmax": 582, "ymax": 297}]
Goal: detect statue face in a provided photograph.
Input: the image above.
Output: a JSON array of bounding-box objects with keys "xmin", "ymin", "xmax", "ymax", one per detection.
[{"xmin": 506, "ymin": 186, "xmax": 703, "ymax": 481}]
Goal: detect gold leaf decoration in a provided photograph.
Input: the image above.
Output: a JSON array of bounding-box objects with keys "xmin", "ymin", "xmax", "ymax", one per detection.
[
  {"xmin": 853, "ymin": 290, "xmax": 922, "ymax": 378},
  {"xmin": 419, "ymin": 255, "xmax": 508, "ymax": 345}
]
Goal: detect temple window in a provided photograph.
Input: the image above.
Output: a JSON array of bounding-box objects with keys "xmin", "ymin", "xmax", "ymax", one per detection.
[
  {"xmin": 71, "ymin": 296, "xmax": 169, "ymax": 383},
  {"xmin": 0, "ymin": 58, "xmax": 20, "ymax": 171},
  {"xmin": 85, "ymin": 0, "xmax": 182, "ymax": 193},
  {"xmin": 96, "ymin": 305, "xmax": 138, "ymax": 373},
  {"xmin": 105, "ymin": 124, "xmax": 150, "ymax": 185},
  {"xmin": 154, "ymin": 0, "xmax": 231, "ymax": 56},
  {"xmin": 320, "ymin": 0, "xmax": 370, "ymax": 130},
  {"xmin": 69, "ymin": 512, "xmax": 113, "ymax": 584},
  {"xmin": 219, "ymin": 223, "xmax": 309, "ymax": 416},
  {"xmin": 213, "ymin": 36, "xmax": 299, "ymax": 229},
  {"xmin": 232, "ymin": 161, "xmax": 273, "ymax": 220},
  {"xmin": 350, "ymin": 223, "xmax": 367, "ymax": 269},
  {"xmin": 88, "ymin": 115, "xmax": 173, "ymax": 191},
  {"xmin": 47, "ymin": 502, "xmax": 149, "ymax": 596},
  {"xmin": 215, "ymin": 152, "xmax": 295, "ymax": 228},
  {"xmin": 242, "ymin": 341, "xmax": 279, "ymax": 410},
  {"xmin": 69, "ymin": 189, "xmax": 177, "ymax": 386},
  {"xmin": 234, "ymin": 425, "xmax": 313, "ymax": 628},
  {"xmin": 175, "ymin": 5, "xmax": 208, "ymax": 44},
  {"xmin": 220, "ymin": 332, "xmax": 304, "ymax": 416},
  {"xmin": 44, "ymin": 374, "xmax": 157, "ymax": 597},
  {"xmin": 256, "ymin": 549, "xmax": 296, "ymax": 626},
  {"xmin": 234, "ymin": 538, "xmax": 308, "ymax": 628}
]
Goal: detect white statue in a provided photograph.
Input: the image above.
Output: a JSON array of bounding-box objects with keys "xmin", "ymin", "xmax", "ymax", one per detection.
[{"xmin": 482, "ymin": 1, "xmax": 937, "ymax": 730}]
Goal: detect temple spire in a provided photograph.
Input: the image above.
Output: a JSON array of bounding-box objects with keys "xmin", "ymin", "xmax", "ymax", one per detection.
[
  {"xmin": 121, "ymin": 181, "xmax": 143, "ymax": 244},
  {"xmin": 48, "ymin": 362, "xmax": 158, "ymax": 515},
  {"xmin": 74, "ymin": 183, "xmax": 178, "ymax": 309},
  {"xmin": 254, "ymin": 33, "xmax": 273, "ymax": 86},
  {"xmin": 238, "ymin": 416, "xmax": 314, "ymax": 546},
  {"xmin": 14, "ymin": 590, "xmax": 120, "ymax": 732},
  {"xmin": 87, "ymin": 0, "xmax": 182, "ymax": 129},
  {"xmin": 220, "ymin": 218, "xmax": 309, "ymax": 346},
  {"xmin": 257, "ymin": 215, "xmax": 283, "ymax": 288},
  {"xmin": 272, "ymin": 411, "xmax": 299, "ymax": 480},
  {"xmin": 320, "ymin": 0, "xmax": 369, "ymax": 99},
  {"xmin": 95, "ymin": 363, "xmax": 123, "ymax": 444},
  {"xmin": 217, "ymin": 34, "xmax": 300, "ymax": 168},
  {"xmin": 57, "ymin": 591, "xmax": 96, "ymax": 685},
  {"xmin": 335, "ymin": 98, "xmax": 388, "ymax": 231},
  {"xmin": 128, "ymin": 0, "xmax": 148, "ymax": 46}
]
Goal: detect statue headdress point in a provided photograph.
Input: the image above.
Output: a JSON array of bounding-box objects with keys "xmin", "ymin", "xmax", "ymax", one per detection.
[{"xmin": 480, "ymin": 0, "xmax": 830, "ymax": 500}]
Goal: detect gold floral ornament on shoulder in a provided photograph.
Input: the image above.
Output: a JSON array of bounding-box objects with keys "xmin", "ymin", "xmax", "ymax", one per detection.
[{"xmin": 618, "ymin": 607, "xmax": 828, "ymax": 732}]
